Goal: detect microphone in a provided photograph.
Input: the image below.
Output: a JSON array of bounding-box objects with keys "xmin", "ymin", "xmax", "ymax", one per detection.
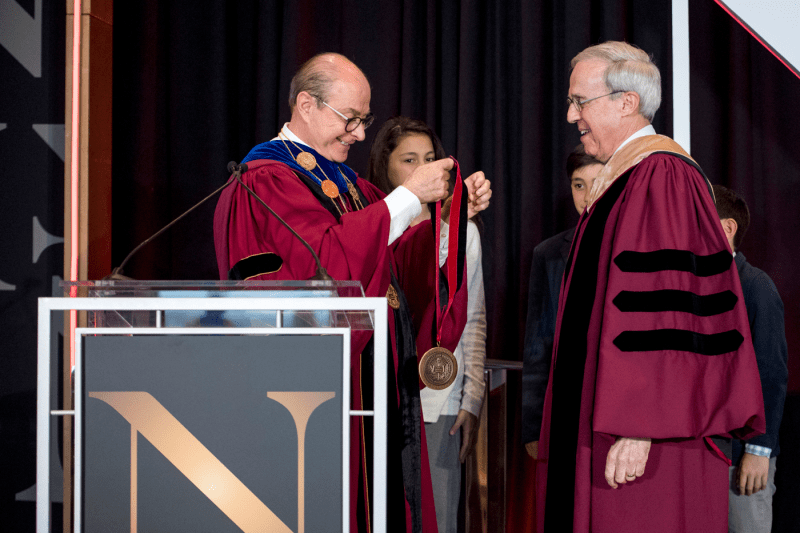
[
  {"xmin": 106, "ymin": 165, "xmax": 240, "ymax": 280},
  {"xmin": 227, "ymin": 161, "xmax": 248, "ymax": 174},
  {"xmin": 107, "ymin": 162, "xmax": 333, "ymax": 282}
]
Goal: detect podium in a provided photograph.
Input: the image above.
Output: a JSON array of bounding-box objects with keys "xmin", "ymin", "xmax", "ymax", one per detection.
[{"xmin": 37, "ymin": 280, "xmax": 388, "ymax": 533}]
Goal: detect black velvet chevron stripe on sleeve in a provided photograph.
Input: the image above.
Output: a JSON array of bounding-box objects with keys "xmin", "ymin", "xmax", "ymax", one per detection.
[
  {"xmin": 613, "ymin": 329, "xmax": 744, "ymax": 355},
  {"xmin": 612, "ymin": 289, "xmax": 738, "ymax": 316},
  {"xmin": 614, "ymin": 249, "xmax": 732, "ymax": 277},
  {"xmin": 227, "ymin": 252, "xmax": 283, "ymax": 280}
]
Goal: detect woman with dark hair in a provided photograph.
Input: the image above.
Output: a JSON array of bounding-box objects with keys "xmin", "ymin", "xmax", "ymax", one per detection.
[
  {"xmin": 367, "ymin": 117, "xmax": 487, "ymax": 533},
  {"xmin": 367, "ymin": 117, "xmax": 447, "ymax": 224}
]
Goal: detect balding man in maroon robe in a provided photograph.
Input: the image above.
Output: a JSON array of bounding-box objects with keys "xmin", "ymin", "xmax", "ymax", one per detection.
[{"xmin": 214, "ymin": 53, "xmax": 491, "ymax": 533}]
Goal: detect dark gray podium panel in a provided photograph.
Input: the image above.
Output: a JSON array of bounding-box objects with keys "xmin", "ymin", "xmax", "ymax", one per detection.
[{"xmin": 81, "ymin": 333, "xmax": 344, "ymax": 533}]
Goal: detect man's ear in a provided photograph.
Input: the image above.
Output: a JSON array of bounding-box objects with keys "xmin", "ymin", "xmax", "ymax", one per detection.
[
  {"xmin": 720, "ymin": 217, "xmax": 738, "ymax": 251},
  {"xmin": 721, "ymin": 217, "xmax": 738, "ymax": 239},
  {"xmin": 295, "ymin": 91, "xmax": 317, "ymax": 122},
  {"xmin": 620, "ymin": 91, "xmax": 641, "ymax": 117}
]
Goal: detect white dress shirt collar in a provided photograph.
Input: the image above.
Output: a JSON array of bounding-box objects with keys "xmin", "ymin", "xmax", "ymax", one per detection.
[
  {"xmin": 271, "ymin": 123, "xmax": 309, "ymax": 147},
  {"xmin": 613, "ymin": 124, "xmax": 656, "ymax": 156}
]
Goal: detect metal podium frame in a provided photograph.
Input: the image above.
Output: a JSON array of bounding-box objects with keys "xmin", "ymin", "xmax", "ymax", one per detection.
[{"xmin": 37, "ymin": 292, "xmax": 388, "ymax": 533}]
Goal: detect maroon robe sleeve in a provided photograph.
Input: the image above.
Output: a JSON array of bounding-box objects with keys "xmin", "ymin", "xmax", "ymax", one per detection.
[
  {"xmin": 591, "ymin": 154, "xmax": 765, "ymax": 440},
  {"xmin": 214, "ymin": 160, "xmax": 393, "ymax": 298}
]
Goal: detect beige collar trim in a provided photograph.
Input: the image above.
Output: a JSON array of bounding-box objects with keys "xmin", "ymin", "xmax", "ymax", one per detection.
[{"xmin": 585, "ymin": 135, "xmax": 696, "ymax": 210}]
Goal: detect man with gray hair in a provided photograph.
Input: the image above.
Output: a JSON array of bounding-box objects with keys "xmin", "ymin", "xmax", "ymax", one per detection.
[{"xmin": 534, "ymin": 41, "xmax": 765, "ymax": 532}]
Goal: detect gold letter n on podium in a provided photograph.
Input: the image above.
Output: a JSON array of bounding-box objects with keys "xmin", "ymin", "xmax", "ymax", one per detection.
[{"xmin": 90, "ymin": 391, "xmax": 335, "ymax": 533}]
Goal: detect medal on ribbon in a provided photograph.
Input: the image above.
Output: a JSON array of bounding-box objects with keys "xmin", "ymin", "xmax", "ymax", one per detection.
[
  {"xmin": 419, "ymin": 346, "xmax": 458, "ymax": 390},
  {"xmin": 419, "ymin": 156, "xmax": 466, "ymax": 390}
]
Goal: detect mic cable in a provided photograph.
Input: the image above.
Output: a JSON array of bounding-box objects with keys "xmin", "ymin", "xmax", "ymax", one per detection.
[
  {"xmin": 108, "ymin": 162, "xmax": 333, "ymax": 281},
  {"xmin": 107, "ymin": 168, "xmax": 238, "ymax": 279}
]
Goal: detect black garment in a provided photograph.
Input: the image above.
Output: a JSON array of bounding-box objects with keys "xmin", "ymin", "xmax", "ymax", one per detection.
[
  {"xmin": 521, "ymin": 226, "xmax": 574, "ymax": 444},
  {"xmin": 731, "ymin": 252, "xmax": 789, "ymax": 463}
]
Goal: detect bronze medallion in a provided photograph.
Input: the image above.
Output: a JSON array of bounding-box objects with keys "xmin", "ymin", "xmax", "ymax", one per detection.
[
  {"xmin": 296, "ymin": 151, "xmax": 317, "ymax": 171},
  {"xmin": 321, "ymin": 179, "xmax": 340, "ymax": 199},
  {"xmin": 419, "ymin": 346, "xmax": 458, "ymax": 390},
  {"xmin": 386, "ymin": 285, "xmax": 400, "ymax": 309}
]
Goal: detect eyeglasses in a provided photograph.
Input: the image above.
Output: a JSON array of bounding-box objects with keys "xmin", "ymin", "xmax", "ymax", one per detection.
[
  {"xmin": 567, "ymin": 91, "xmax": 624, "ymax": 112},
  {"xmin": 320, "ymin": 100, "xmax": 375, "ymax": 132}
]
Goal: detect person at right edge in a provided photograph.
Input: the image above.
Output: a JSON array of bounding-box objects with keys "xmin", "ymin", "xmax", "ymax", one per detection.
[
  {"xmin": 712, "ymin": 184, "xmax": 788, "ymax": 533},
  {"xmin": 535, "ymin": 41, "xmax": 765, "ymax": 533}
]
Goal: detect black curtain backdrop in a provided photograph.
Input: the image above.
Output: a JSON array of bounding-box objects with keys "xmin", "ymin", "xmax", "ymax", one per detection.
[
  {"xmin": 112, "ymin": 0, "xmax": 675, "ymax": 366},
  {"xmin": 111, "ymin": 1, "xmax": 799, "ymax": 531}
]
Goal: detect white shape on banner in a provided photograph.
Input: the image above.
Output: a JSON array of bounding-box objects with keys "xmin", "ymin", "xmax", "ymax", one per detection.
[
  {"xmin": 32, "ymin": 124, "xmax": 65, "ymax": 161},
  {"xmin": 0, "ymin": 279, "xmax": 15, "ymax": 291},
  {"xmin": 0, "ymin": 0, "xmax": 43, "ymax": 77},
  {"xmin": 0, "ymin": 123, "xmax": 6, "ymax": 131},
  {"xmin": 718, "ymin": 0, "xmax": 800, "ymax": 76},
  {"xmin": 672, "ymin": 0, "xmax": 690, "ymax": 154},
  {"xmin": 33, "ymin": 216, "xmax": 64, "ymax": 263}
]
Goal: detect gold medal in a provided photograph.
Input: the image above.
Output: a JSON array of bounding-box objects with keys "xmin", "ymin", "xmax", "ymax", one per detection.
[
  {"xmin": 321, "ymin": 179, "xmax": 339, "ymax": 199},
  {"xmin": 296, "ymin": 151, "xmax": 317, "ymax": 171},
  {"xmin": 386, "ymin": 285, "xmax": 400, "ymax": 309},
  {"xmin": 419, "ymin": 346, "xmax": 458, "ymax": 390}
]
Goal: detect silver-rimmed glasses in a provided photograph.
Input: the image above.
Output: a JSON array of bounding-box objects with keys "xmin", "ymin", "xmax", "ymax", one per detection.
[
  {"xmin": 320, "ymin": 100, "xmax": 375, "ymax": 132},
  {"xmin": 567, "ymin": 91, "xmax": 624, "ymax": 112}
]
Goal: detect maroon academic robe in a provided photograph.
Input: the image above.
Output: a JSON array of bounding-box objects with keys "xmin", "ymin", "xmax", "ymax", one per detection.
[
  {"xmin": 536, "ymin": 136, "xmax": 765, "ymax": 533},
  {"xmin": 214, "ymin": 158, "xmax": 466, "ymax": 532}
]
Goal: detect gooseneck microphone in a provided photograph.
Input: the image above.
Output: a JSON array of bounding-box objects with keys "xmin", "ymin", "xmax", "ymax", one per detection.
[
  {"xmin": 107, "ymin": 169, "xmax": 237, "ymax": 280},
  {"xmin": 226, "ymin": 160, "xmax": 245, "ymax": 175},
  {"xmin": 108, "ymin": 162, "xmax": 332, "ymax": 281}
]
